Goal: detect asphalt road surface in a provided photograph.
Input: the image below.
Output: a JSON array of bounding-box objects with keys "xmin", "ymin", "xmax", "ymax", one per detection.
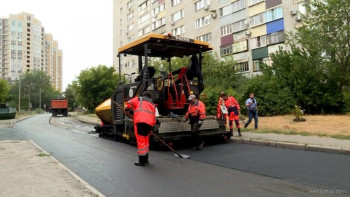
[{"xmin": 1, "ymin": 114, "xmax": 349, "ymax": 197}]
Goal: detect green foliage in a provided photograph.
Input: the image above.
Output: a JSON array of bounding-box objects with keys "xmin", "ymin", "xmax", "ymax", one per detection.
[
  {"xmin": 7, "ymin": 70, "xmax": 61, "ymax": 110},
  {"xmin": 292, "ymin": 105, "xmax": 304, "ymax": 119},
  {"xmin": 0, "ymin": 78, "xmax": 10, "ymax": 102},
  {"xmin": 64, "ymin": 83, "xmax": 79, "ymax": 111},
  {"xmin": 237, "ymin": 73, "xmax": 295, "ymax": 116},
  {"xmin": 74, "ymin": 65, "xmax": 119, "ymax": 111}
]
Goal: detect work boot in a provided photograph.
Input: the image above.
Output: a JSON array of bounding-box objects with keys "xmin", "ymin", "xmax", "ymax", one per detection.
[
  {"xmin": 229, "ymin": 129, "xmax": 233, "ymax": 137},
  {"xmin": 134, "ymin": 156, "xmax": 149, "ymax": 166},
  {"xmin": 244, "ymin": 123, "xmax": 248, "ymax": 129},
  {"xmin": 238, "ymin": 128, "xmax": 242, "ymax": 137}
]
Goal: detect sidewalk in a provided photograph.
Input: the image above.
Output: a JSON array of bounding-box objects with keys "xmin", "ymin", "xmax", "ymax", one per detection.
[
  {"xmin": 232, "ymin": 131, "xmax": 350, "ymax": 155},
  {"xmin": 0, "ymin": 114, "xmax": 34, "ymax": 128},
  {"xmin": 0, "ymin": 140, "xmax": 105, "ymax": 197}
]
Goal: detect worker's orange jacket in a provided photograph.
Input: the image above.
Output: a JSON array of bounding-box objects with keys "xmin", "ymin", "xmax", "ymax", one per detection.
[
  {"xmin": 224, "ymin": 96, "xmax": 240, "ymax": 111},
  {"xmin": 126, "ymin": 96, "xmax": 156, "ymax": 126},
  {"xmin": 185, "ymin": 100, "xmax": 206, "ymax": 121}
]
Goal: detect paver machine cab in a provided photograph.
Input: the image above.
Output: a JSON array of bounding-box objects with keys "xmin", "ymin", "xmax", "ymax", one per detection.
[{"xmin": 95, "ymin": 34, "xmax": 229, "ymax": 144}]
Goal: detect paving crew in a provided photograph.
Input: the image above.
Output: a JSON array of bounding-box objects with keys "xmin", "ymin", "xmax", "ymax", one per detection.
[
  {"xmin": 221, "ymin": 92, "xmax": 242, "ymax": 137},
  {"xmin": 125, "ymin": 91, "xmax": 156, "ymax": 166},
  {"xmin": 183, "ymin": 95, "xmax": 206, "ymax": 150}
]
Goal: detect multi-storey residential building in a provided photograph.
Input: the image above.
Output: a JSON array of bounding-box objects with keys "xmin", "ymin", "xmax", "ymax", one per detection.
[
  {"xmin": 114, "ymin": 0, "xmax": 305, "ymax": 78},
  {"xmin": 0, "ymin": 12, "xmax": 63, "ymax": 92}
]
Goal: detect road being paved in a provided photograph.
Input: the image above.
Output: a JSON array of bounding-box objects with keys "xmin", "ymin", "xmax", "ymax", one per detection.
[{"xmin": 1, "ymin": 114, "xmax": 349, "ymax": 197}]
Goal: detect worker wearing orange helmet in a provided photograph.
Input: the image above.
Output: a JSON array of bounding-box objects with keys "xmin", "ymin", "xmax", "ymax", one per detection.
[
  {"xmin": 221, "ymin": 92, "xmax": 242, "ymax": 137},
  {"xmin": 126, "ymin": 91, "xmax": 156, "ymax": 166}
]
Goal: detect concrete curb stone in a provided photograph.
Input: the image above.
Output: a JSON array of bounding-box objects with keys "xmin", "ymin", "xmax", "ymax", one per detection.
[
  {"xmin": 275, "ymin": 142, "xmax": 306, "ymax": 150},
  {"xmin": 231, "ymin": 138, "xmax": 349, "ymax": 155},
  {"xmin": 306, "ymin": 145, "xmax": 343, "ymax": 154}
]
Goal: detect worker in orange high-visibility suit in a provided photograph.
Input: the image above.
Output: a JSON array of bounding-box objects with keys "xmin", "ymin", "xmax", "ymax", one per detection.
[
  {"xmin": 126, "ymin": 91, "xmax": 156, "ymax": 166},
  {"xmin": 216, "ymin": 91, "xmax": 227, "ymax": 120},
  {"xmin": 183, "ymin": 95, "xmax": 206, "ymax": 150},
  {"xmin": 222, "ymin": 92, "xmax": 242, "ymax": 137}
]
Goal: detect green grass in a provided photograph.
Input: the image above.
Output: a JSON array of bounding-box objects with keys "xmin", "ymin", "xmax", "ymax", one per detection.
[
  {"xmin": 37, "ymin": 152, "xmax": 50, "ymax": 157},
  {"xmin": 245, "ymin": 128, "xmax": 350, "ymax": 140}
]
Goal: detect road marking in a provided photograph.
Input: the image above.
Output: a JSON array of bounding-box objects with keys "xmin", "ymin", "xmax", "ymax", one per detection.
[{"xmin": 71, "ymin": 129, "xmax": 99, "ymax": 138}]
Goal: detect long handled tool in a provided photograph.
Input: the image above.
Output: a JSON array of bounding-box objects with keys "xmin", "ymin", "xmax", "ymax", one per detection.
[{"xmin": 112, "ymin": 100, "xmax": 190, "ymax": 159}]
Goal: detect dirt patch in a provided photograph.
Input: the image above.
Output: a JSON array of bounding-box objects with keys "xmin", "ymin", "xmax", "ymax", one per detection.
[
  {"xmin": 249, "ymin": 115, "xmax": 350, "ymax": 137},
  {"xmin": 0, "ymin": 140, "xmax": 103, "ymax": 197}
]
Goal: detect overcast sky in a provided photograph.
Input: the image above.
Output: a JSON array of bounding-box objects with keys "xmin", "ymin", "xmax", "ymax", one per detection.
[{"xmin": 0, "ymin": 0, "xmax": 113, "ymax": 91}]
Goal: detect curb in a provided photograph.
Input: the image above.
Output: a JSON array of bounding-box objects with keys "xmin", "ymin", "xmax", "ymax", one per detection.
[
  {"xmin": 28, "ymin": 140, "xmax": 106, "ymax": 197},
  {"xmin": 231, "ymin": 137, "xmax": 350, "ymax": 155}
]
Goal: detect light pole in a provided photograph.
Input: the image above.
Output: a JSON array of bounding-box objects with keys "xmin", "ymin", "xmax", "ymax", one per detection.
[
  {"xmin": 39, "ymin": 88, "xmax": 42, "ymax": 109},
  {"xmin": 18, "ymin": 76, "xmax": 21, "ymax": 112}
]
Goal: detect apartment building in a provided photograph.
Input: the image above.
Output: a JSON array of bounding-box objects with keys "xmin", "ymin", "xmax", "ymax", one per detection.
[
  {"xmin": 113, "ymin": 0, "xmax": 305, "ymax": 77},
  {"xmin": 0, "ymin": 12, "xmax": 63, "ymax": 92}
]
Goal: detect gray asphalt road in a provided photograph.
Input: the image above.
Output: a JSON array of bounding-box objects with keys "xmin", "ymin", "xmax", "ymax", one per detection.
[{"xmin": 1, "ymin": 114, "xmax": 349, "ymax": 197}]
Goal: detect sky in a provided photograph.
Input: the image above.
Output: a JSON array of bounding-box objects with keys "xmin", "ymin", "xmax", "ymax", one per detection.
[{"xmin": 0, "ymin": 0, "xmax": 114, "ymax": 91}]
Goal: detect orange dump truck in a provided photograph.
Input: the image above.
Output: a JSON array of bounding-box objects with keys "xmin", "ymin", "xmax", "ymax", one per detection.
[{"xmin": 51, "ymin": 99, "xmax": 68, "ymax": 117}]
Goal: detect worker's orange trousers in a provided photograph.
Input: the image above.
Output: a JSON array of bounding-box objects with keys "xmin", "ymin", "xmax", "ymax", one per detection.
[
  {"xmin": 228, "ymin": 111, "xmax": 240, "ymax": 130},
  {"xmin": 134, "ymin": 123, "xmax": 150, "ymax": 156}
]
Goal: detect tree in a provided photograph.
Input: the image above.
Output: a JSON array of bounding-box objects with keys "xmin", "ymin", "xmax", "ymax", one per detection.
[
  {"xmin": 289, "ymin": 0, "xmax": 350, "ymax": 112},
  {"xmin": 74, "ymin": 65, "xmax": 120, "ymax": 111},
  {"xmin": 8, "ymin": 70, "xmax": 60, "ymax": 110},
  {"xmin": 64, "ymin": 83, "xmax": 79, "ymax": 111},
  {"xmin": 0, "ymin": 78, "xmax": 10, "ymax": 103}
]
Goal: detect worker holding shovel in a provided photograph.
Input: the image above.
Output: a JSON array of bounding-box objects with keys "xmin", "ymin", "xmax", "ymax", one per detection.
[{"xmin": 125, "ymin": 91, "xmax": 156, "ymax": 166}]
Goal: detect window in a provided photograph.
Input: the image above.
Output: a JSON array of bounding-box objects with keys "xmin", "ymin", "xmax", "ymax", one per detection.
[
  {"xmin": 232, "ymin": 40, "xmax": 248, "ymax": 53},
  {"xmin": 266, "ymin": 31, "xmax": 284, "ymax": 45},
  {"xmin": 248, "ymin": 0, "xmax": 264, "ymax": 6},
  {"xmin": 253, "ymin": 58, "xmax": 268, "ymax": 71},
  {"xmin": 172, "ymin": 10, "xmax": 184, "ymax": 22},
  {"xmin": 138, "ymin": 26, "xmax": 150, "ymax": 37},
  {"xmin": 127, "ymin": 0, "xmax": 134, "ymax": 9},
  {"xmin": 237, "ymin": 61, "xmax": 249, "ymax": 72},
  {"xmin": 127, "ymin": 24, "xmax": 134, "ymax": 32},
  {"xmin": 172, "ymin": 0, "xmax": 183, "ymax": 7},
  {"xmin": 219, "ymin": 4, "xmax": 232, "ymax": 17},
  {"xmin": 127, "ymin": 36, "xmax": 135, "ymax": 43},
  {"xmin": 219, "ymin": 0, "xmax": 245, "ymax": 17},
  {"xmin": 195, "ymin": 15, "xmax": 211, "ymax": 29},
  {"xmin": 138, "ymin": 13, "xmax": 150, "ymax": 25},
  {"xmin": 195, "ymin": 0, "xmax": 210, "ymax": 11},
  {"xmin": 138, "ymin": 1, "xmax": 149, "ymax": 12},
  {"xmin": 152, "ymin": 18, "xmax": 166, "ymax": 30},
  {"xmin": 127, "ymin": 12, "xmax": 134, "ymax": 20},
  {"xmin": 152, "ymin": 3, "xmax": 165, "ymax": 17},
  {"xmin": 120, "ymin": 7, "xmax": 123, "ymax": 14},
  {"xmin": 232, "ymin": 19, "xmax": 247, "ymax": 33},
  {"xmin": 220, "ymin": 24, "xmax": 232, "ymax": 37},
  {"xmin": 251, "ymin": 35, "xmax": 266, "ymax": 49},
  {"xmin": 196, "ymin": 33, "xmax": 212, "ymax": 42},
  {"xmin": 298, "ymin": 2, "xmax": 306, "ymax": 14},
  {"xmin": 172, "ymin": 26, "xmax": 185, "ymax": 36},
  {"xmin": 220, "ymin": 45, "xmax": 232, "ymax": 56},
  {"xmin": 125, "ymin": 60, "xmax": 135, "ymax": 68},
  {"xmin": 233, "ymin": 31, "xmax": 247, "ymax": 41},
  {"xmin": 265, "ymin": 7, "xmax": 283, "ymax": 22},
  {"xmin": 120, "ymin": 19, "xmax": 123, "ymax": 25},
  {"xmin": 249, "ymin": 12, "xmax": 265, "ymax": 27}
]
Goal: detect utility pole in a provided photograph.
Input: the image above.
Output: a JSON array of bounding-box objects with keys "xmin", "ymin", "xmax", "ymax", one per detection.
[
  {"xmin": 39, "ymin": 88, "xmax": 42, "ymax": 109},
  {"xmin": 18, "ymin": 77, "xmax": 21, "ymax": 112}
]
